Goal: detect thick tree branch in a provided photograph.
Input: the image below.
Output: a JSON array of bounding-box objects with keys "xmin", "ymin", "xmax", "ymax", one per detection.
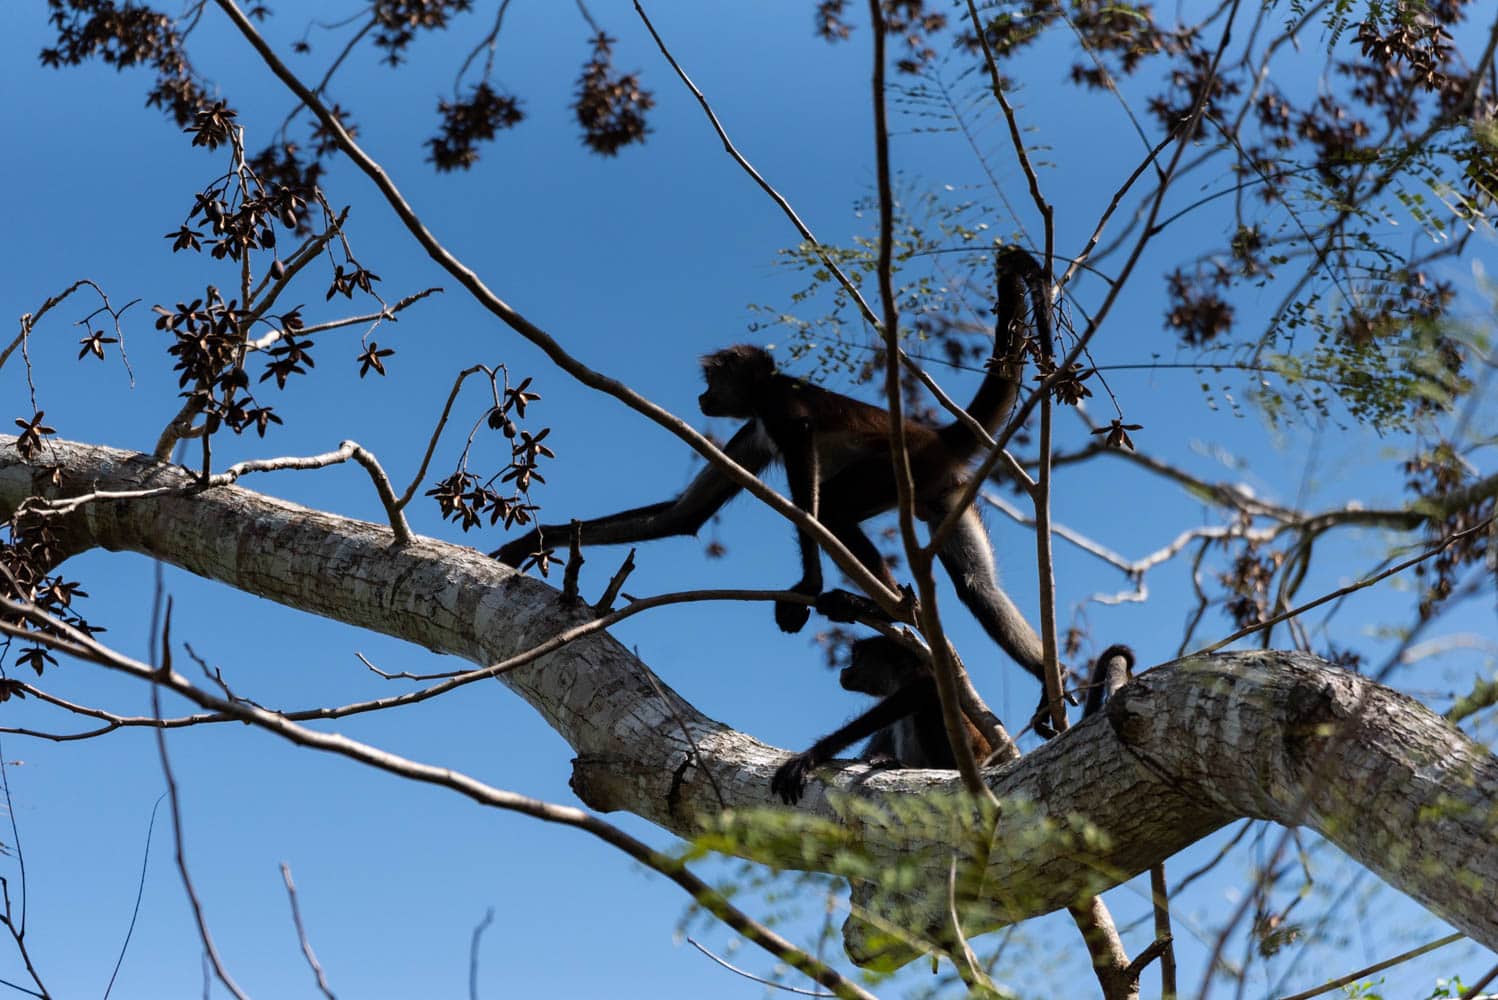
[{"xmin": 3, "ymin": 436, "xmax": 1494, "ymax": 971}]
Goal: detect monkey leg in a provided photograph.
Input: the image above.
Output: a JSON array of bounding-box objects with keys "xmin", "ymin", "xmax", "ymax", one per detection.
[
  {"xmin": 926, "ymin": 501, "xmax": 1066, "ymax": 737},
  {"xmin": 928, "ymin": 503, "xmax": 1044, "ymax": 674}
]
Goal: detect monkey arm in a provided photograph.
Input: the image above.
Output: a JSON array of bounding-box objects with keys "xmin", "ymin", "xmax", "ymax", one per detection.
[
  {"xmin": 492, "ymin": 420, "xmax": 775, "ymax": 566},
  {"xmin": 860, "ymin": 725, "xmax": 897, "ymax": 763},
  {"xmin": 770, "ymin": 679, "xmax": 939, "ymax": 805}
]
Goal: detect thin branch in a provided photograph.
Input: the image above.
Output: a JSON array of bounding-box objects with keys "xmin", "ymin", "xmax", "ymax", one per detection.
[
  {"xmin": 280, "ymin": 863, "xmax": 337, "ymax": 1000},
  {"xmin": 102, "ymin": 797, "xmax": 165, "ymax": 999},
  {"xmin": 0, "ymin": 743, "xmax": 50, "ymax": 999},
  {"xmin": 396, "ymin": 364, "xmax": 486, "ymax": 508},
  {"xmin": 963, "ymin": 0, "xmax": 1053, "ymax": 240},
  {"xmin": 2, "ymin": 590, "xmax": 808, "ymax": 740},
  {"xmin": 867, "ymin": 0, "xmax": 991, "ymax": 805},
  {"xmin": 1032, "ymin": 331, "xmax": 1065, "ymax": 736},
  {"xmin": 246, "ymin": 208, "xmax": 348, "ymax": 325},
  {"xmin": 151, "ymin": 603, "xmax": 251, "ymax": 1000},
  {"xmin": 593, "ymin": 548, "xmax": 636, "ymax": 613},
  {"xmin": 6, "ymin": 599, "xmax": 880, "ymax": 1000},
  {"xmin": 1275, "ymin": 932, "xmax": 1464, "ymax": 1000},
  {"xmin": 1460, "ymin": 960, "xmax": 1498, "ymax": 1000},
  {"xmin": 467, "ymin": 908, "xmax": 494, "ymax": 1000},
  {"xmin": 1199, "ymin": 516, "xmax": 1496, "ymax": 655},
  {"xmin": 1123, "ymin": 934, "xmax": 1172, "ymax": 983},
  {"xmin": 632, "ymin": 0, "xmax": 994, "ymax": 444},
  {"xmin": 1059, "ymin": 130, "xmax": 1176, "ymax": 290},
  {"xmin": 247, "ymin": 286, "xmax": 440, "ymax": 350},
  {"xmin": 21, "ymin": 440, "xmax": 411, "ymax": 544},
  {"xmin": 945, "ymin": 856, "xmax": 998, "ymax": 997},
  {"xmin": 0, "ymin": 739, "xmax": 26, "ymax": 932},
  {"xmin": 2, "ymin": 280, "xmax": 90, "ymax": 372},
  {"xmin": 371, "ymin": 587, "xmax": 806, "ymax": 683},
  {"xmin": 1148, "ymin": 863, "xmax": 1177, "ymax": 1000},
  {"xmin": 685, "ymin": 938, "xmax": 835, "ymax": 997}
]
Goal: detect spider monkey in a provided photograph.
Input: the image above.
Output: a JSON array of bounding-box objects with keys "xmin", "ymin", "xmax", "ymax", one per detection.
[
  {"xmin": 771, "ymin": 640, "xmax": 1136, "ymax": 805},
  {"xmin": 770, "ymin": 636, "xmax": 994, "ymax": 805},
  {"xmin": 495, "ymin": 248, "xmax": 1052, "ymax": 699}
]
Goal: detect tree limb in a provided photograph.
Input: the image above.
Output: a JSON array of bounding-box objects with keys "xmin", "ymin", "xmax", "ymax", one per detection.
[{"xmin": 3, "ymin": 435, "xmax": 1494, "ymax": 969}]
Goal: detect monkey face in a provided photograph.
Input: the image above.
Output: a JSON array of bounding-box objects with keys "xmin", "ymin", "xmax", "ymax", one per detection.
[
  {"xmin": 698, "ymin": 380, "xmax": 747, "ymax": 418},
  {"xmin": 841, "ymin": 637, "xmax": 922, "ymax": 695},
  {"xmin": 698, "ymin": 345, "xmax": 774, "ymax": 418}
]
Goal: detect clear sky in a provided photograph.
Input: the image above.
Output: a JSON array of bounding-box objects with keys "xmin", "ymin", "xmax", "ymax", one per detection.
[{"xmin": 1, "ymin": 2, "xmax": 1493, "ymax": 998}]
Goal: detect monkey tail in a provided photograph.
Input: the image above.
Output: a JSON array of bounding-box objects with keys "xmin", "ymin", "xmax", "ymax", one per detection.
[
  {"xmin": 939, "ymin": 246, "xmax": 1052, "ymax": 460},
  {"xmin": 1083, "ymin": 644, "xmax": 1136, "ymax": 718}
]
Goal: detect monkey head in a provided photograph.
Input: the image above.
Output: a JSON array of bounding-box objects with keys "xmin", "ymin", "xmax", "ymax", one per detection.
[
  {"xmin": 840, "ymin": 636, "xmax": 924, "ymax": 696},
  {"xmin": 698, "ymin": 344, "xmax": 775, "ymax": 418}
]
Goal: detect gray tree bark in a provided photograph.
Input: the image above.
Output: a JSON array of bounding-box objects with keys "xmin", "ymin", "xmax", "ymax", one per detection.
[{"xmin": 3, "ymin": 436, "xmax": 1494, "ymax": 967}]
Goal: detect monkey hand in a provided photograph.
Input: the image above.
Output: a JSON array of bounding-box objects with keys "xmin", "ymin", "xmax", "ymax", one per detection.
[
  {"xmin": 775, "ymin": 582, "xmax": 818, "ymax": 633},
  {"xmin": 771, "ymin": 752, "xmax": 818, "ymax": 805},
  {"xmin": 1030, "ymin": 707, "xmax": 1057, "ymax": 740},
  {"xmin": 1029, "ymin": 688, "xmax": 1064, "ymax": 740},
  {"xmin": 775, "ymin": 600, "xmax": 812, "ymax": 633}
]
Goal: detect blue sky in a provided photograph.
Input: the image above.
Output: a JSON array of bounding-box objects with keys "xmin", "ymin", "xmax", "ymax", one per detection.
[{"xmin": 2, "ymin": 2, "xmax": 1494, "ymax": 998}]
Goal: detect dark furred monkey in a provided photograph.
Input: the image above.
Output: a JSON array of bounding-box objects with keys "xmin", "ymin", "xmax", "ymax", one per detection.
[
  {"xmin": 770, "ymin": 636, "xmax": 993, "ymax": 805},
  {"xmin": 772, "ymin": 640, "xmax": 1137, "ymax": 804},
  {"xmin": 495, "ymin": 248, "xmax": 1052, "ymax": 693}
]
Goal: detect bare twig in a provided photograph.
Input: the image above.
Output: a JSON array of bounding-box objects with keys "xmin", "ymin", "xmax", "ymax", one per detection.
[
  {"xmin": 151, "ymin": 603, "xmax": 251, "ymax": 1000},
  {"xmin": 1199, "ymin": 516, "xmax": 1496, "ymax": 655},
  {"xmin": 685, "ymin": 938, "xmax": 835, "ymax": 997},
  {"xmin": 632, "ymin": 0, "xmax": 994, "ymax": 444},
  {"xmin": 1032, "ymin": 329, "xmax": 1066, "ymax": 736},
  {"xmin": 468, "ymin": 907, "xmax": 494, "ymax": 1000},
  {"xmin": 396, "ymin": 364, "xmax": 486, "ymax": 508},
  {"xmin": 1275, "ymin": 932, "xmax": 1464, "ymax": 1000},
  {"xmin": 1459, "ymin": 960, "xmax": 1498, "ymax": 1000},
  {"xmin": 21, "ymin": 440, "xmax": 411, "ymax": 544},
  {"xmin": 280, "ymin": 863, "xmax": 338, "ymax": 999},
  {"xmin": 103, "ymin": 796, "xmax": 166, "ymax": 999},
  {"xmin": 1148, "ymin": 863, "xmax": 1177, "ymax": 1000},
  {"xmin": 593, "ymin": 548, "xmax": 636, "ymax": 613},
  {"xmin": 867, "ymin": 0, "xmax": 992, "ymax": 806},
  {"xmin": 963, "ymin": 0, "xmax": 1053, "ymax": 247},
  {"xmin": 3, "ymin": 589, "xmax": 813, "ymax": 738},
  {"xmin": 945, "ymin": 856, "xmax": 998, "ymax": 997},
  {"xmin": 247, "ymin": 286, "xmax": 440, "ymax": 349},
  {"xmin": 3, "ymin": 280, "xmax": 88, "ymax": 373},
  {"xmin": 6, "ymin": 597, "xmax": 880, "ymax": 1000},
  {"xmin": 0, "ymin": 734, "xmax": 51, "ymax": 1000}
]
